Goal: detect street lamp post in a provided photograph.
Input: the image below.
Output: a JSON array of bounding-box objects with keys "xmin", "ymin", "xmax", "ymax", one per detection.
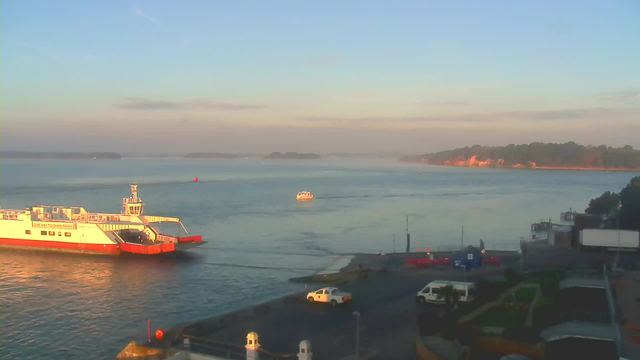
[
  {"xmin": 615, "ymin": 202, "xmax": 622, "ymax": 269},
  {"xmin": 462, "ymin": 265, "xmax": 467, "ymax": 301},
  {"xmin": 520, "ymin": 239, "xmax": 524, "ymax": 273},
  {"xmin": 353, "ymin": 311, "xmax": 361, "ymax": 360}
]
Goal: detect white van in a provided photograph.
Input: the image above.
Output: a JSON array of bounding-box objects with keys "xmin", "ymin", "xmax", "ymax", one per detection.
[{"xmin": 416, "ymin": 281, "xmax": 475, "ymax": 304}]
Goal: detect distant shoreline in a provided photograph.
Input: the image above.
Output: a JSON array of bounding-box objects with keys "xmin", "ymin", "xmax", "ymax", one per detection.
[
  {"xmin": 402, "ymin": 162, "xmax": 640, "ymax": 172},
  {"xmin": 401, "ymin": 142, "xmax": 640, "ymax": 172},
  {"xmin": 1, "ymin": 152, "xmax": 121, "ymax": 160},
  {"xmin": 263, "ymin": 152, "xmax": 321, "ymax": 160}
]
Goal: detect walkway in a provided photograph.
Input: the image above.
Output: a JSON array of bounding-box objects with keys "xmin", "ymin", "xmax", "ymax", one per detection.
[
  {"xmin": 559, "ymin": 277, "xmax": 605, "ymax": 289},
  {"xmin": 524, "ymin": 285, "xmax": 541, "ymax": 327},
  {"xmin": 612, "ymin": 271, "xmax": 640, "ymax": 360}
]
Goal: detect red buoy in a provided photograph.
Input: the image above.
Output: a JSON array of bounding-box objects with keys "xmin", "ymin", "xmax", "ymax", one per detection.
[
  {"xmin": 155, "ymin": 329, "xmax": 164, "ymax": 340},
  {"xmin": 193, "ymin": 177, "xmax": 198, "ymax": 182}
]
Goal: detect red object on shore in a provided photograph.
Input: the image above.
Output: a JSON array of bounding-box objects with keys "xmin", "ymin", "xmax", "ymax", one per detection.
[
  {"xmin": 193, "ymin": 177, "xmax": 199, "ymax": 182},
  {"xmin": 155, "ymin": 329, "xmax": 164, "ymax": 340},
  {"xmin": 406, "ymin": 257, "xmax": 451, "ymax": 268}
]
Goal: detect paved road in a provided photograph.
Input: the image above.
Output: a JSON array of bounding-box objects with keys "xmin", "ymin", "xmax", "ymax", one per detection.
[{"xmin": 189, "ymin": 270, "xmax": 488, "ymax": 360}]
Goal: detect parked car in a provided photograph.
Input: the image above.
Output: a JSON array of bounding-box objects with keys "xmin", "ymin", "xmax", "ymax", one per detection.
[
  {"xmin": 416, "ymin": 281, "xmax": 475, "ymax": 304},
  {"xmin": 307, "ymin": 287, "xmax": 353, "ymax": 307}
]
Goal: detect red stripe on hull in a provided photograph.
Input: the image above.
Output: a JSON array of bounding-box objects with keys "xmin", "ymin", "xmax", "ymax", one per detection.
[
  {"xmin": 120, "ymin": 242, "xmax": 176, "ymax": 254},
  {"xmin": 178, "ymin": 235, "xmax": 203, "ymax": 243},
  {"xmin": 0, "ymin": 237, "xmax": 120, "ymax": 255}
]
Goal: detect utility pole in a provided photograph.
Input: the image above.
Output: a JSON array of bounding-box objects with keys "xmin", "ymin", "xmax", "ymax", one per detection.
[
  {"xmin": 393, "ymin": 234, "xmax": 396, "ymax": 253},
  {"xmin": 461, "ymin": 225, "xmax": 464, "ymax": 250},
  {"xmin": 406, "ymin": 215, "xmax": 410, "ymax": 253},
  {"xmin": 353, "ymin": 311, "xmax": 361, "ymax": 360},
  {"xmin": 520, "ymin": 238, "xmax": 524, "ymax": 273},
  {"xmin": 615, "ymin": 202, "xmax": 622, "ymax": 269}
]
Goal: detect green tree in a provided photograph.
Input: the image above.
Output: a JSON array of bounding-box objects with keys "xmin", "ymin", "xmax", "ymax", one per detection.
[
  {"xmin": 619, "ymin": 176, "xmax": 640, "ymax": 231},
  {"xmin": 539, "ymin": 270, "xmax": 559, "ymax": 297},
  {"xmin": 585, "ymin": 191, "xmax": 620, "ymax": 216},
  {"xmin": 437, "ymin": 285, "xmax": 460, "ymax": 314}
]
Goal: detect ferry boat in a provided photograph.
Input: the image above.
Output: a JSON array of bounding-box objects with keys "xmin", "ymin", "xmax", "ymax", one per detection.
[
  {"xmin": 0, "ymin": 184, "xmax": 205, "ymax": 255},
  {"xmin": 296, "ymin": 191, "xmax": 314, "ymax": 200}
]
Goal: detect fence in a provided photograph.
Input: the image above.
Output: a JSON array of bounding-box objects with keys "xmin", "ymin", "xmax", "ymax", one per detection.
[
  {"xmin": 182, "ymin": 335, "xmax": 297, "ymax": 360},
  {"xmin": 435, "ymin": 243, "xmax": 520, "ymax": 252}
]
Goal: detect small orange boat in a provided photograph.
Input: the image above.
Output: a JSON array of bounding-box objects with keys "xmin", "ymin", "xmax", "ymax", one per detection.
[{"xmin": 296, "ymin": 191, "xmax": 314, "ymax": 200}]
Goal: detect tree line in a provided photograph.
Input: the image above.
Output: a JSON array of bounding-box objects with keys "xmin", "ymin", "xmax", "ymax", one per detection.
[
  {"xmin": 585, "ymin": 176, "xmax": 640, "ymax": 231},
  {"xmin": 401, "ymin": 142, "xmax": 640, "ymax": 169}
]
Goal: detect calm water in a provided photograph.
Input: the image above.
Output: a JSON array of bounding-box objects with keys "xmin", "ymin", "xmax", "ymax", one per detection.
[{"xmin": 0, "ymin": 158, "xmax": 634, "ymax": 359}]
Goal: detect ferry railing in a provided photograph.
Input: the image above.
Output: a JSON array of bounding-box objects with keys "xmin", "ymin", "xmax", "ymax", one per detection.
[
  {"xmin": 183, "ymin": 335, "xmax": 297, "ymax": 360},
  {"xmin": 157, "ymin": 234, "xmax": 179, "ymax": 244}
]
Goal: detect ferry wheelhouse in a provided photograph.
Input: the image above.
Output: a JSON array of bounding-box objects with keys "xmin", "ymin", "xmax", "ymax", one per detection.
[{"xmin": 0, "ymin": 185, "xmax": 205, "ymax": 255}]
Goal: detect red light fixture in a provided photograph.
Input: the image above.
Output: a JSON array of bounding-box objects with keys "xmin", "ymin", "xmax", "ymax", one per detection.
[{"xmin": 155, "ymin": 329, "xmax": 164, "ymax": 340}]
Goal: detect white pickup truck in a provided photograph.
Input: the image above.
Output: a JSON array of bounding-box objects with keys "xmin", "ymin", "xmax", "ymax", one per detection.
[{"xmin": 307, "ymin": 287, "xmax": 353, "ymax": 307}]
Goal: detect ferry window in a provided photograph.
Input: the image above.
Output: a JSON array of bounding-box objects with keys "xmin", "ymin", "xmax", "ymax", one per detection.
[
  {"xmin": 25, "ymin": 230, "xmax": 31, "ymax": 235},
  {"xmin": 58, "ymin": 231, "xmax": 62, "ymax": 236},
  {"xmin": 41, "ymin": 231, "xmax": 47, "ymax": 235},
  {"xmin": 48, "ymin": 231, "xmax": 55, "ymax": 236},
  {"xmin": 2, "ymin": 215, "xmax": 7, "ymax": 220},
  {"xmin": 65, "ymin": 232, "xmax": 71, "ymax": 237}
]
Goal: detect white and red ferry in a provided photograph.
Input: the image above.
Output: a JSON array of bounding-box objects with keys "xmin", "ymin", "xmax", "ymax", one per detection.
[{"xmin": 0, "ymin": 184, "xmax": 205, "ymax": 255}]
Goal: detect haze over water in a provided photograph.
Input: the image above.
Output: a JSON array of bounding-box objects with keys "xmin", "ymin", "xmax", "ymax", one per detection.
[{"xmin": 0, "ymin": 158, "xmax": 635, "ymax": 359}]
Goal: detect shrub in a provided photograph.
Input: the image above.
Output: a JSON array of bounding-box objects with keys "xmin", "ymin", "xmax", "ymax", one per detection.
[
  {"xmin": 504, "ymin": 268, "xmax": 522, "ymax": 285},
  {"xmin": 475, "ymin": 280, "xmax": 509, "ymax": 303},
  {"xmin": 539, "ymin": 270, "xmax": 559, "ymax": 297},
  {"xmin": 502, "ymin": 327, "xmax": 543, "ymax": 344},
  {"xmin": 417, "ymin": 311, "xmax": 441, "ymax": 336}
]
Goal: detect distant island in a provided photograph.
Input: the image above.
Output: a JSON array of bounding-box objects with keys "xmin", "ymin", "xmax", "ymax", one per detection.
[
  {"xmin": 184, "ymin": 153, "xmax": 240, "ymax": 159},
  {"xmin": 401, "ymin": 142, "xmax": 640, "ymax": 171},
  {"xmin": 1, "ymin": 151, "xmax": 121, "ymax": 160},
  {"xmin": 326, "ymin": 152, "xmax": 404, "ymax": 159},
  {"xmin": 264, "ymin": 152, "xmax": 321, "ymax": 160}
]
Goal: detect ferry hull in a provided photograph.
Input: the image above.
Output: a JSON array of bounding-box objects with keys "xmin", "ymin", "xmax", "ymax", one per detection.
[
  {"xmin": 0, "ymin": 237, "xmax": 120, "ymax": 255},
  {"xmin": 0, "ymin": 236, "xmax": 205, "ymax": 256},
  {"xmin": 1, "ymin": 185, "xmax": 206, "ymax": 257}
]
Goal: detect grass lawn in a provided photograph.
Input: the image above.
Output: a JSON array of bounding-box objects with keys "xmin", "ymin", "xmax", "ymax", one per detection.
[
  {"xmin": 473, "ymin": 307, "xmax": 527, "ymax": 327},
  {"xmin": 535, "ymin": 296, "xmax": 556, "ymax": 309},
  {"xmin": 514, "ymin": 287, "xmax": 537, "ymax": 302}
]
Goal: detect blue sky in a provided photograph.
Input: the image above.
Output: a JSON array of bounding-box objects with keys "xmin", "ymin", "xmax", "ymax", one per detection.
[{"xmin": 1, "ymin": 0, "xmax": 639, "ymax": 153}]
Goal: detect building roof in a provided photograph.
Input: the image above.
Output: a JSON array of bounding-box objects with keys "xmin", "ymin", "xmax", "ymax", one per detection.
[{"xmin": 555, "ymin": 225, "xmax": 573, "ymax": 233}]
